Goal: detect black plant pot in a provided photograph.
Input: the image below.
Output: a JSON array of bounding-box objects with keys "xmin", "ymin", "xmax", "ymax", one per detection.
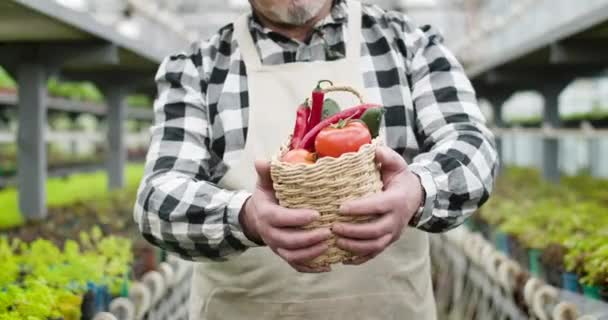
[
  {"xmin": 590, "ymin": 118, "xmax": 608, "ymax": 128},
  {"xmin": 477, "ymin": 220, "xmax": 492, "ymax": 241},
  {"xmin": 562, "ymin": 119, "xmax": 582, "ymax": 129},
  {"xmin": 600, "ymin": 285, "xmax": 608, "ymax": 303},
  {"xmin": 509, "ymin": 237, "xmax": 529, "ymax": 270},
  {"xmin": 81, "ymin": 289, "xmax": 96, "ymax": 320},
  {"xmin": 542, "ymin": 261, "xmax": 563, "ymax": 288},
  {"xmin": 518, "ymin": 122, "xmax": 542, "ymax": 128},
  {"xmin": 540, "ymin": 244, "xmax": 566, "ymax": 287}
]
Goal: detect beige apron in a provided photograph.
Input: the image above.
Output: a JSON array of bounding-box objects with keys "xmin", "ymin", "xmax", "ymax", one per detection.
[{"xmin": 189, "ymin": 1, "xmax": 437, "ymax": 319}]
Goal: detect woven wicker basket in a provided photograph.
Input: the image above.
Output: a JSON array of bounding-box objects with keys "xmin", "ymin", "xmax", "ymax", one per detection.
[{"xmin": 269, "ymin": 86, "xmax": 383, "ymax": 269}]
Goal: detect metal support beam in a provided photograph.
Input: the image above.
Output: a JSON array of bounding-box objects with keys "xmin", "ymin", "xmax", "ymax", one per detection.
[
  {"xmin": 481, "ymin": 69, "xmax": 592, "ymax": 90},
  {"xmin": 485, "ymin": 91, "xmax": 513, "ymax": 173},
  {"xmin": 61, "ymin": 70, "xmax": 155, "ymax": 92},
  {"xmin": 48, "ymin": 43, "xmax": 120, "ymax": 67},
  {"xmin": 550, "ymin": 41, "xmax": 608, "ymax": 65},
  {"xmin": 68, "ymin": 113, "xmax": 79, "ymax": 156},
  {"xmin": 0, "ymin": 43, "xmax": 119, "ymax": 69},
  {"xmin": 590, "ymin": 138, "xmax": 608, "ymax": 178},
  {"xmin": 540, "ymin": 84, "xmax": 567, "ymax": 183},
  {"xmin": 17, "ymin": 63, "xmax": 48, "ymax": 220},
  {"xmin": 103, "ymin": 86, "xmax": 128, "ymax": 190}
]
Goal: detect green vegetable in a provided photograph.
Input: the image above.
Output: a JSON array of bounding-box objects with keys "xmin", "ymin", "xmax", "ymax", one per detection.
[
  {"xmin": 477, "ymin": 166, "xmax": 608, "ymax": 288},
  {"xmin": 359, "ymin": 107, "xmax": 384, "ymax": 138},
  {"xmin": 0, "ymin": 228, "xmax": 132, "ymax": 319},
  {"xmin": 127, "ymin": 94, "xmax": 152, "ymax": 108},
  {"xmin": 0, "ymin": 67, "xmax": 16, "ymax": 90},
  {"xmin": 47, "ymin": 78, "xmax": 103, "ymax": 103},
  {"xmin": 0, "ymin": 164, "xmax": 144, "ymax": 229},
  {"xmin": 321, "ymin": 98, "xmax": 340, "ymax": 120}
]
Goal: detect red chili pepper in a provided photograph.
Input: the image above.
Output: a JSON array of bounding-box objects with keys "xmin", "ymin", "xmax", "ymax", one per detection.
[
  {"xmin": 308, "ymin": 80, "xmax": 333, "ymax": 131},
  {"xmin": 290, "ymin": 100, "xmax": 311, "ymax": 150},
  {"xmin": 297, "ymin": 103, "xmax": 381, "ymax": 151}
]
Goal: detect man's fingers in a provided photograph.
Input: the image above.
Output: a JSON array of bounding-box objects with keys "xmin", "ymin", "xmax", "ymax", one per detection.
[
  {"xmin": 339, "ymin": 192, "xmax": 392, "ymax": 216},
  {"xmin": 266, "ymin": 227, "xmax": 332, "ymax": 250},
  {"xmin": 343, "ymin": 254, "xmax": 375, "ymax": 266},
  {"xmin": 266, "ymin": 206, "xmax": 320, "ymax": 227},
  {"xmin": 332, "ymin": 214, "xmax": 393, "ymax": 240},
  {"xmin": 375, "ymin": 146, "xmax": 407, "ymax": 173},
  {"xmin": 277, "ymin": 241, "xmax": 329, "ymax": 265},
  {"xmin": 375, "ymin": 146, "xmax": 409, "ymax": 186},
  {"xmin": 290, "ymin": 263, "xmax": 331, "ymax": 273},
  {"xmin": 335, "ymin": 233, "xmax": 393, "ymax": 256},
  {"xmin": 254, "ymin": 160, "xmax": 273, "ymax": 189}
]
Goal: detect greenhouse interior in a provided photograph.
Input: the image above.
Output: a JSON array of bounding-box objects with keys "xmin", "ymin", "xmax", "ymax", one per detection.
[{"xmin": 0, "ymin": 0, "xmax": 607, "ymax": 319}]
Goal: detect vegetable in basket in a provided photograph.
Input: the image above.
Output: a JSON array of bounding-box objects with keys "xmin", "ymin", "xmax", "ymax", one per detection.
[
  {"xmin": 315, "ymin": 120, "xmax": 372, "ymax": 158},
  {"xmin": 283, "ymin": 81, "xmax": 384, "ymax": 162},
  {"xmin": 282, "ymin": 149, "xmax": 316, "ymax": 164},
  {"xmin": 322, "ymin": 98, "xmax": 341, "ymax": 120},
  {"xmin": 308, "ymin": 80, "xmax": 334, "ymax": 130},
  {"xmin": 297, "ymin": 103, "xmax": 381, "ymax": 151},
  {"xmin": 289, "ymin": 100, "xmax": 311, "ymax": 150},
  {"xmin": 359, "ymin": 107, "xmax": 385, "ymax": 138}
]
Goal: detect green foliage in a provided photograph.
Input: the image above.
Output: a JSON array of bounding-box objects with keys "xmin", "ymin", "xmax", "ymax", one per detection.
[
  {"xmin": 0, "ymin": 239, "xmax": 19, "ymax": 287},
  {"xmin": 507, "ymin": 107, "xmax": 608, "ymax": 126},
  {"xmin": 0, "ymin": 67, "xmax": 15, "ymax": 89},
  {"xmin": 507, "ymin": 115, "xmax": 542, "ymax": 126},
  {"xmin": 0, "ymin": 66, "xmax": 154, "ymax": 113},
  {"xmin": 127, "ymin": 94, "xmax": 152, "ymax": 108},
  {"xmin": 47, "ymin": 78, "xmax": 103, "ymax": 103},
  {"xmin": 0, "ymin": 67, "xmax": 152, "ymax": 109},
  {"xmin": 0, "ymin": 164, "xmax": 144, "ymax": 229},
  {"xmin": 0, "ymin": 227, "xmax": 132, "ymax": 318},
  {"xmin": 564, "ymin": 234, "xmax": 608, "ymax": 286},
  {"xmin": 562, "ymin": 108, "xmax": 608, "ymax": 122},
  {"xmin": 480, "ymin": 166, "xmax": 608, "ymax": 286}
]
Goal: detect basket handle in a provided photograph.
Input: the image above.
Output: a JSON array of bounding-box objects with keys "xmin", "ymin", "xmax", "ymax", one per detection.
[{"xmin": 321, "ymin": 86, "xmax": 364, "ymax": 104}]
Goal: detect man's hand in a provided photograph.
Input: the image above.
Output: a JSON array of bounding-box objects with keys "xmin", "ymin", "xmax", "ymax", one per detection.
[
  {"xmin": 332, "ymin": 146, "xmax": 424, "ymax": 265},
  {"xmin": 239, "ymin": 160, "xmax": 333, "ymax": 273}
]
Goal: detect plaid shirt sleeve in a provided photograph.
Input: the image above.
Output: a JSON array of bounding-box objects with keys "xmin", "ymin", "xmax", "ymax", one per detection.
[
  {"xmin": 133, "ymin": 45, "xmax": 261, "ymax": 262},
  {"xmin": 405, "ymin": 24, "xmax": 499, "ymax": 232}
]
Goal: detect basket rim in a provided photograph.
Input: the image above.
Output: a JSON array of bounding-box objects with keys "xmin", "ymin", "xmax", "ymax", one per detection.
[{"xmin": 271, "ymin": 136, "xmax": 382, "ymax": 168}]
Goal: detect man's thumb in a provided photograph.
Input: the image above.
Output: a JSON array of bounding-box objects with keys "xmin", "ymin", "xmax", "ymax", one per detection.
[
  {"xmin": 375, "ymin": 146, "xmax": 408, "ymax": 174},
  {"xmin": 254, "ymin": 160, "xmax": 273, "ymax": 188}
]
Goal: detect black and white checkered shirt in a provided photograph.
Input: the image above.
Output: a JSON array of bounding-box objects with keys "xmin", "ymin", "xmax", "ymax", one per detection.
[{"xmin": 135, "ymin": 0, "xmax": 498, "ymax": 261}]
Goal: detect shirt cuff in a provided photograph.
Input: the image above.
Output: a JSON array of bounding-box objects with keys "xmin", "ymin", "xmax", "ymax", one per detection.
[
  {"xmin": 408, "ymin": 163, "xmax": 438, "ymax": 228},
  {"xmin": 226, "ymin": 190, "xmax": 262, "ymax": 248}
]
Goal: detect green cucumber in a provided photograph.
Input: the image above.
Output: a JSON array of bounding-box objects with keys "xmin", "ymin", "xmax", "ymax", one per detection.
[
  {"xmin": 321, "ymin": 98, "xmax": 341, "ymax": 120},
  {"xmin": 360, "ymin": 107, "xmax": 385, "ymax": 138}
]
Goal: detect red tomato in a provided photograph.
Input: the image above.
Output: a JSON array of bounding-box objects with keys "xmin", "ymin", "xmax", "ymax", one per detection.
[
  {"xmin": 282, "ymin": 149, "xmax": 316, "ymax": 164},
  {"xmin": 315, "ymin": 120, "xmax": 372, "ymax": 158}
]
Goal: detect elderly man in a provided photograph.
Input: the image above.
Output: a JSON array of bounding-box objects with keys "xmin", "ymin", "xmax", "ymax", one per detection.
[{"xmin": 135, "ymin": 0, "xmax": 498, "ymax": 319}]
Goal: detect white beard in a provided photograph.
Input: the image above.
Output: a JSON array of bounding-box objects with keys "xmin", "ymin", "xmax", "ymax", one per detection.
[{"xmin": 270, "ymin": 0, "xmax": 327, "ymax": 26}]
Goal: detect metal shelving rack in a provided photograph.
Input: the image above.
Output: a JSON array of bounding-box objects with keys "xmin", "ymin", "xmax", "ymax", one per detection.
[
  {"xmin": 0, "ymin": 91, "xmax": 153, "ymax": 121},
  {"xmin": 0, "ymin": 0, "xmax": 187, "ymax": 221},
  {"xmin": 458, "ymin": 0, "xmax": 608, "ymax": 182}
]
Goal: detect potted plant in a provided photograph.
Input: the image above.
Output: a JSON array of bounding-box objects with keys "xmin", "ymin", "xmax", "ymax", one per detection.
[{"xmin": 0, "ymin": 67, "xmax": 16, "ymax": 95}]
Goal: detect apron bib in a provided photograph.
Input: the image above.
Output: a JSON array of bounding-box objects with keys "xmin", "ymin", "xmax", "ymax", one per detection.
[{"xmin": 189, "ymin": 2, "xmax": 436, "ymax": 319}]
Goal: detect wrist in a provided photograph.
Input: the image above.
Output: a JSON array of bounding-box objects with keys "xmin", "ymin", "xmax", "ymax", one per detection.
[
  {"xmin": 406, "ymin": 171, "xmax": 425, "ymax": 223},
  {"xmin": 239, "ymin": 197, "xmax": 264, "ymax": 245},
  {"xmin": 417, "ymin": 175, "xmax": 426, "ymax": 209},
  {"xmin": 406, "ymin": 171, "xmax": 424, "ymax": 209}
]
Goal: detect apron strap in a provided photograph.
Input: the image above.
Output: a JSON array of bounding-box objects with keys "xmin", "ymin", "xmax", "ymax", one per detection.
[
  {"xmin": 234, "ymin": 14, "xmax": 263, "ymax": 71},
  {"xmin": 235, "ymin": 0, "xmax": 363, "ymax": 71},
  {"xmin": 345, "ymin": 0, "xmax": 362, "ymax": 60}
]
